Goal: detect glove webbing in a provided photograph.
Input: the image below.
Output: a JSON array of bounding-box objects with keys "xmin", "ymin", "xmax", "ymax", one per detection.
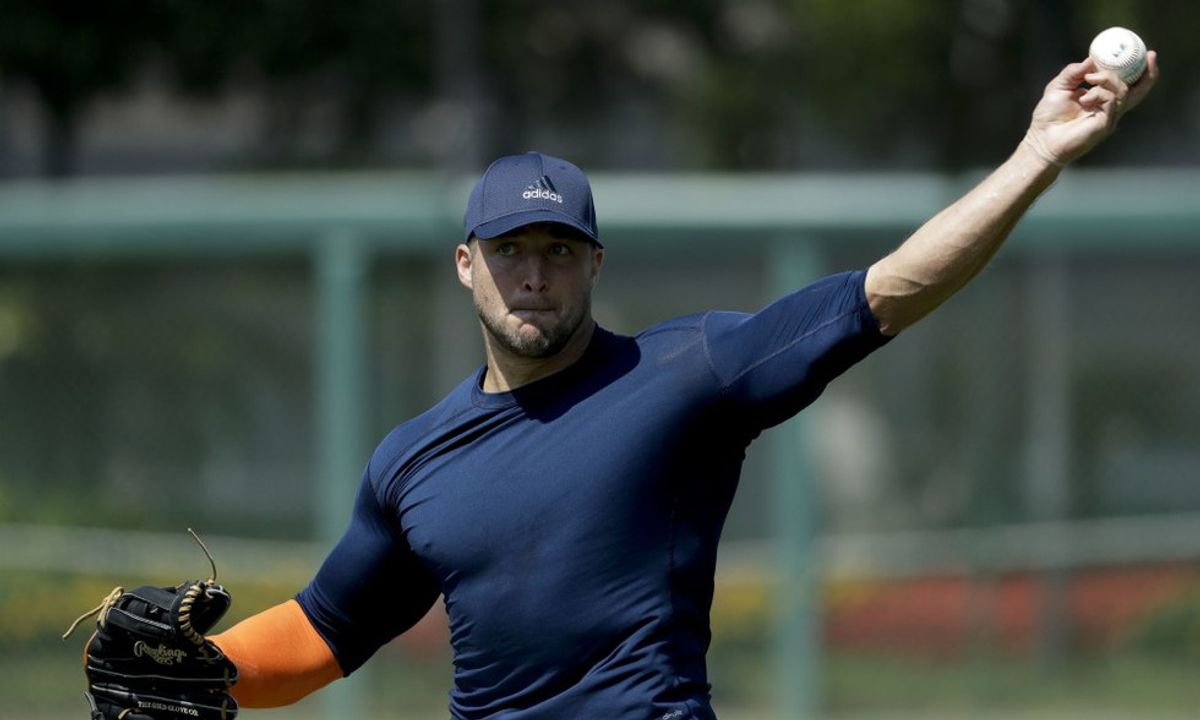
[
  {"xmin": 179, "ymin": 529, "xmax": 220, "ymax": 650},
  {"xmin": 61, "ymin": 528, "xmax": 221, "ymax": 643}
]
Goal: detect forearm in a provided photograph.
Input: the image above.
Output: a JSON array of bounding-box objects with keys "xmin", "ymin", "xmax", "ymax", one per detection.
[
  {"xmin": 210, "ymin": 599, "xmax": 342, "ymax": 707},
  {"xmin": 864, "ymin": 140, "xmax": 1061, "ymax": 335},
  {"xmin": 865, "ymin": 45, "xmax": 1159, "ymax": 336}
]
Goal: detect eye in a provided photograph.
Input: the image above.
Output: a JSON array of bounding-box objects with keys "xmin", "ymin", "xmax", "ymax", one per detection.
[
  {"xmin": 494, "ymin": 242, "xmax": 518, "ymax": 257},
  {"xmin": 548, "ymin": 242, "xmax": 573, "ymax": 256}
]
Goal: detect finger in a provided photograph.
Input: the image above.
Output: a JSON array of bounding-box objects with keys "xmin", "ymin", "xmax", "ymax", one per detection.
[
  {"xmin": 1079, "ymin": 85, "xmax": 1116, "ymax": 109},
  {"xmin": 1083, "ymin": 70, "xmax": 1130, "ymax": 99},
  {"xmin": 1141, "ymin": 50, "xmax": 1160, "ymax": 86},
  {"xmin": 1125, "ymin": 50, "xmax": 1159, "ymax": 109},
  {"xmin": 1047, "ymin": 58, "xmax": 1093, "ymax": 92}
]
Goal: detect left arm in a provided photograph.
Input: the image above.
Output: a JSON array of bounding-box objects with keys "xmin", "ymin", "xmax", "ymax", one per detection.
[{"xmin": 866, "ymin": 52, "xmax": 1159, "ymax": 335}]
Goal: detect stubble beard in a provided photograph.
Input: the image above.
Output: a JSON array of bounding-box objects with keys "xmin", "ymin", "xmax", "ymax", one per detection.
[{"xmin": 477, "ymin": 293, "xmax": 590, "ymax": 360}]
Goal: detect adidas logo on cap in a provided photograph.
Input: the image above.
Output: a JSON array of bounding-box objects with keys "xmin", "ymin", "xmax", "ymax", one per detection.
[{"xmin": 521, "ymin": 175, "xmax": 564, "ymax": 204}]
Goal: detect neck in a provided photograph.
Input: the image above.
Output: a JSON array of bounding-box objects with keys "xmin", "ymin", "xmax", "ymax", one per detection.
[{"xmin": 480, "ymin": 319, "xmax": 597, "ymax": 393}]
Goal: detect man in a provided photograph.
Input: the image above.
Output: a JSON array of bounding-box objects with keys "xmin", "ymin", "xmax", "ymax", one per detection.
[{"xmin": 112, "ymin": 53, "xmax": 1161, "ymax": 720}]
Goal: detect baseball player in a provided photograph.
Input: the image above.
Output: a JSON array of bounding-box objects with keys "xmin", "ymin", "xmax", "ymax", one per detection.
[{"xmin": 71, "ymin": 52, "xmax": 1157, "ymax": 720}]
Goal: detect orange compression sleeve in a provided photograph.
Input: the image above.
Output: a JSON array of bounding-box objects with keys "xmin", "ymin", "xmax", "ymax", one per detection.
[{"xmin": 210, "ymin": 599, "xmax": 343, "ymax": 707}]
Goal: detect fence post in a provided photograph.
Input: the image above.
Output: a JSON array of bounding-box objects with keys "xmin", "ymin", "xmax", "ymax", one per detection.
[
  {"xmin": 315, "ymin": 229, "xmax": 369, "ymax": 720},
  {"xmin": 769, "ymin": 237, "xmax": 824, "ymax": 720},
  {"xmin": 1025, "ymin": 256, "xmax": 1072, "ymax": 666}
]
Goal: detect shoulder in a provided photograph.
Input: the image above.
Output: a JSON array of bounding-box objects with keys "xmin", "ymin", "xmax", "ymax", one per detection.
[
  {"xmin": 366, "ymin": 372, "xmax": 482, "ymax": 490},
  {"xmin": 633, "ymin": 312, "xmax": 713, "ymax": 346},
  {"xmin": 584, "ymin": 317, "xmax": 714, "ymax": 367},
  {"xmin": 606, "ymin": 314, "xmax": 726, "ymax": 384}
]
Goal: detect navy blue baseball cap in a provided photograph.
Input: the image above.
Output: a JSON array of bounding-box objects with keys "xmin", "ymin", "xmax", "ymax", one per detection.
[{"xmin": 463, "ymin": 151, "xmax": 601, "ymax": 247}]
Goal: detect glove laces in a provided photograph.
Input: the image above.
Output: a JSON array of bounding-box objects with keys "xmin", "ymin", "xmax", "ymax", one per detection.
[
  {"xmin": 62, "ymin": 528, "xmax": 222, "ymax": 642},
  {"xmin": 62, "ymin": 586, "xmax": 125, "ymax": 639}
]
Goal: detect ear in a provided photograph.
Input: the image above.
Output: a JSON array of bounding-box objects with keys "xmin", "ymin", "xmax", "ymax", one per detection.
[
  {"xmin": 455, "ymin": 243, "xmax": 473, "ymax": 289},
  {"xmin": 589, "ymin": 247, "xmax": 605, "ymax": 288}
]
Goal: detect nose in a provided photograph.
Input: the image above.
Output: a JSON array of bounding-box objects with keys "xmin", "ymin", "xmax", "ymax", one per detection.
[{"xmin": 521, "ymin": 256, "xmax": 548, "ymax": 293}]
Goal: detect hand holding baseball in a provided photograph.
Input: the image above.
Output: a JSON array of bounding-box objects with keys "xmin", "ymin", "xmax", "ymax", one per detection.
[{"xmin": 1023, "ymin": 34, "xmax": 1158, "ymax": 168}]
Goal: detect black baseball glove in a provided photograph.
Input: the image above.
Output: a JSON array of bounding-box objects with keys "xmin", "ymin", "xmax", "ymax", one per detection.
[{"xmin": 64, "ymin": 532, "xmax": 239, "ymax": 720}]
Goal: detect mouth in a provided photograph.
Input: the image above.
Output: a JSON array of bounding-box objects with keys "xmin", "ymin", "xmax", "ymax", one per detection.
[{"xmin": 510, "ymin": 307, "xmax": 554, "ymax": 317}]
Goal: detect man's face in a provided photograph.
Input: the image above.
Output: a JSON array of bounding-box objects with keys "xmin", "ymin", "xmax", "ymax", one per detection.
[{"xmin": 456, "ymin": 224, "xmax": 604, "ymax": 359}]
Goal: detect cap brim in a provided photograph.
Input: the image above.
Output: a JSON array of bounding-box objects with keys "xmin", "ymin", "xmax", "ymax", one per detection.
[{"xmin": 469, "ymin": 209, "xmax": 601, "ymax": 247}]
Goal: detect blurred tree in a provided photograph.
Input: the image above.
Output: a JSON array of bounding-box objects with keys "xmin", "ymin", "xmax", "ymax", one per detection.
[
  {"xmin": 472, "ymin": 0, "xmax": 1196, "ymax": 170},
  {"xmin": 163, "ymin": 0, "xmax": 433, "ymax": 168},
  {"xmin": 0, "ymin": 263, "xmax": 313, "ymax": 535},
  {"xmin": 0, "ymin": 0, "xmax": 165, "ymax": 177},
  {"xmin": 0, "ymin": 1, "xmax": 434, "ymax": 175},
  {"xmin": 0, "ymin": 1, "xmax": 1195, "ymax": 173}
]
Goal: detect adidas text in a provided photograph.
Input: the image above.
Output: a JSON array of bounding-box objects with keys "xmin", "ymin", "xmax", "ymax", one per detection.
[{"xmin": 522, "ymin": 188, "xmax": 563, "ymax": 203}]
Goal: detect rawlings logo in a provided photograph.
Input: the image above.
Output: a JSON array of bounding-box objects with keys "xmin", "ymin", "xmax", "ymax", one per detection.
[{"xmin": 134, "ymin": 641, "xmax": 188, "ymax": 665}]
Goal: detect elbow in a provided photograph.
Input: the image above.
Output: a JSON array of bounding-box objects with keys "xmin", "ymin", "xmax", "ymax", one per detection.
[
  {"xmin": 874, "ymin": 314, "xmax": 904, "ymax": 337},
  {"xmin": 871, "ymin": 305, "xmax": 918, "ymax": 337},
  {"xmin": 870, "ymin": 297, "xmax": 941, "ymax": 336},
  {"xmin": 864, "ymin": 264, "xmax": 924, "ymax": 336}
]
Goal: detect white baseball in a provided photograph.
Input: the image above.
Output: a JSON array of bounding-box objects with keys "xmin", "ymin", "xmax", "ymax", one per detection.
[{"xmin": 1089, "ymin": 27, "xmax": 1147, "ymax": 85}]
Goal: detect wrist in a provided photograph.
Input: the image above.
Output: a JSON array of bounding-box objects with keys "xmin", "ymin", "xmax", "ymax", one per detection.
[
  {"xmin": 1021, "ymin": 131, "xmax": 1068, "ymax": 171},
  {"xmin": 1017, "ymin": 133, "xmax": 1068, "ymax": 186}
]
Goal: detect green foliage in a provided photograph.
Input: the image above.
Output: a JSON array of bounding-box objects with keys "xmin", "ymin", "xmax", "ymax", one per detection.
[
  {"xmin": 0, "ymin": 1, "xmax": 1194, "ymax": 174},
  {"xmin": 0, "ymin": 1, "xmax": 164, "ymax": 113},
  {"xmin": 0, "ymin": 0, "xmax": 167, "ymax": 174},
  {"xmin": 1, "ymin": 568, "xmax": 300, "ymax": 649},
  {"xmin": 1126, "ymin": 583, "xmax": 1200, "ymax": 658},
  {"xmin": 825, "ymin": 651, "xmax": 1200, "ymax": 717},
  {"xmin": 0, "ymin": 263, "xmax": 313, "ymax": 535}
]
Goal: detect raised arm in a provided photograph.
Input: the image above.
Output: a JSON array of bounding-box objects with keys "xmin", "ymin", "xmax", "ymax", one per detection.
[{"xmin": 865, "ymin": 52, "xmax": 1159, "ymax": 335}]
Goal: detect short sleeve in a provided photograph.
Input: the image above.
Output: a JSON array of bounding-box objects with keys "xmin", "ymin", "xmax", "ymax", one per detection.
[
  {"xmin": 295, "ymin": 469, "xmax": 441, "ymax": 675},
  {"xmin": 702, "ymin": 269, "xmax": 890, "ymax": 430}
]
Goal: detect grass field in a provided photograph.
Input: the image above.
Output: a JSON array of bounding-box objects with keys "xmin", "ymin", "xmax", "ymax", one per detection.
[
  {"xmin": 10, "ymin": 565, "xmax": 1200, "ymax": 719},
  {"xmin": 13, "ymin": 643, "xmax": 1200, "ymax": 720}
]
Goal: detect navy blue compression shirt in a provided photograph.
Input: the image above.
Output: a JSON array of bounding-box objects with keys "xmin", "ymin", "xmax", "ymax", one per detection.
[{"xmin": 297, "ymin": 270, "xmax": 890, "ymax": 719}]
